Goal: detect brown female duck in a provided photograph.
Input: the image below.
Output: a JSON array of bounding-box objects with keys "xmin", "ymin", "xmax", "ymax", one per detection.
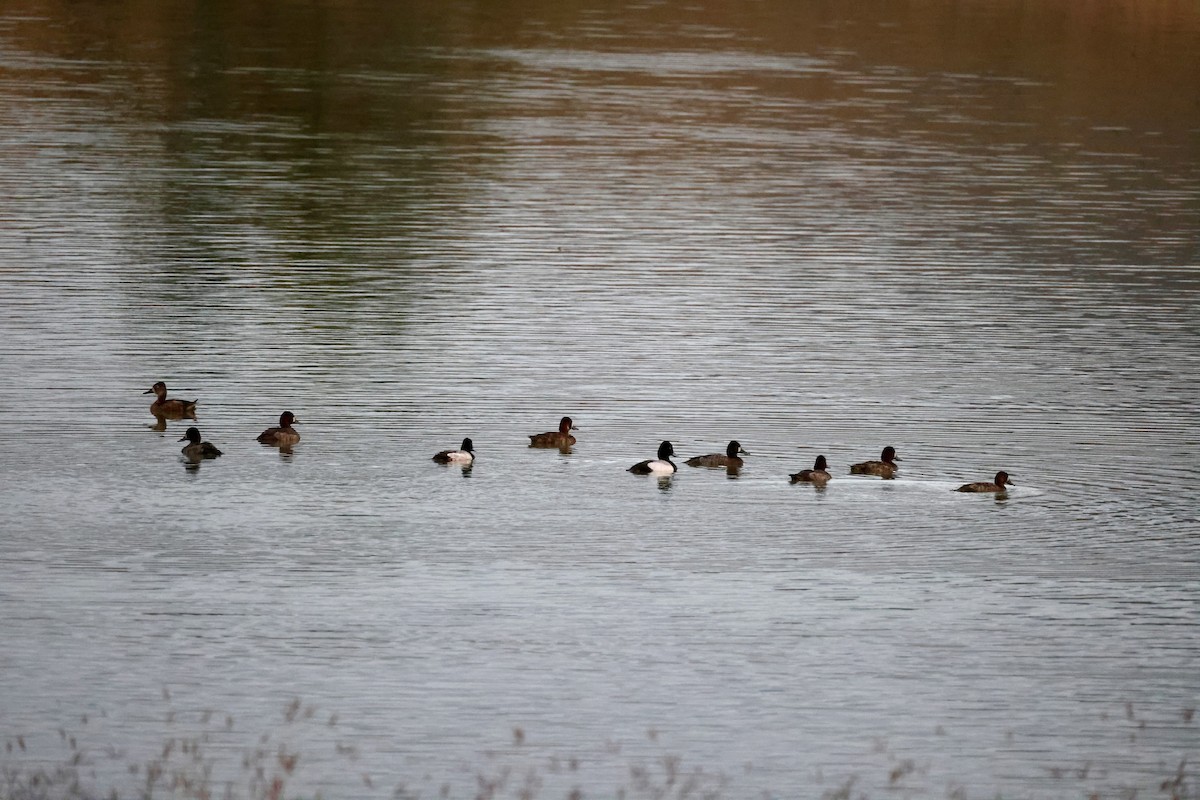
[
  {"xmin": 529, "ymin": 416, "xmax": 578, "ymax": 448},
  {"xmin": 257, "ymin": 411, "xmax": 300, "ymax": 446},
  {"xmin": 790, "ymin": 455, "xmax": 831, "ymax": 484},
  {"xmin": 849, "ymin": 446, "xmax": 900, "ymax": 479},
  {"xmin": 144, "ymin": 381, "xmax": 197, "ymax": 419},
  {"xmin": 956, "ymin": 471, "xmax": 1013, "ymax": 493}
]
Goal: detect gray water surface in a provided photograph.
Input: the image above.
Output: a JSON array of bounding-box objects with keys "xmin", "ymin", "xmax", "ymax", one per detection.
[{"xmin": 1, "ymin": 1, "xmax": 1198, "ymax": 797}]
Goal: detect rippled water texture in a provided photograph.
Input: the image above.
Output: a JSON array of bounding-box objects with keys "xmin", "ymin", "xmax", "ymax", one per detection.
[{"xmin": 1, "ymin": 1, "xmax": 1198, "ymax": 797}]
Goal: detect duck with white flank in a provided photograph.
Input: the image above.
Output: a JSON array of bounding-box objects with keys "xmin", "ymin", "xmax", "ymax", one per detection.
[
  {"xmin": 433, "ymin": 438, "xmax": 475, "ymax": 464},
  {"xmin": 628, "ymin": 441, "xmax": 678, "ymax": 475}
]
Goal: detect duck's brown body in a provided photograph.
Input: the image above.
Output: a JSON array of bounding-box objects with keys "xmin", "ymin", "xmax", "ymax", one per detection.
[
  {"xmin": 145, "ymin": 382, "xmax": 197, "ymax": 419},
  {"xmin": 685, "ymin": 440, "xmax": 747, "ymax": 469},
  {"xmin": 849, "ymin": 446, "xmax": 899, "ymax": 479},
  {"xmin": 956, "ymin": 471, "xmax": 1013, "ymax": 493},
  {"xmin": 258, "ymin": 411, "xmax": 300, "ymax": 446},
  {"xmin": 790, "ymin": 455, "xmax": 831, "ymax": 484},
  {"xmin": 529, "ymin": 417, "xmax": 577, "ymax": 448}
]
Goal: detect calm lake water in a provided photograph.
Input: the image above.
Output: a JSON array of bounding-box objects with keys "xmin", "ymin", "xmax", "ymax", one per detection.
[{"xmin": 1, "ymin": 1, "xmax": 1198, "ymax": 797}]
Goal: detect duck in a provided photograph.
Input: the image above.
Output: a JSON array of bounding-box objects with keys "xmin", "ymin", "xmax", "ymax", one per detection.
[
  {"xmin": 790, "ymin": 455, "xmax": 831, "ymax": 484},
  {"xmin": 685, "ymin": 440, "xmax": 748, "ymax": 469},
  {"xmin": 179, "ymin": 427, "xmax": 222, "ymax": 459},
  {"xmin": 628, "ymin": 441, "xmax": 678, "ymax": 475},
  {"xmin": 257, "ymin": 411, "xmax": 300, "ymax": 446},
  {"xmin": 849, "ymin": 446, "xmax": 900, "ymax": 479},
  {"xmin": 956, "ymin": 471, "xmax": 1013, "ymax": 493},
  {"xmin": 432, "ymin": 438, "xmax": 475, "ymax": 464},
  {"xmin": 529, "ymin": 416, "xmax": 578, "ymax": 448},
  {"xmin": 144, "ymin": 381, "xmax": 197, "ymax": 418}
]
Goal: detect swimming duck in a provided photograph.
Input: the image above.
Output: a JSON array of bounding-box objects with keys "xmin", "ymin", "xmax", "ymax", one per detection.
[
  {"xmin": 432, "ymin": 438, "xmax": 475, "ymax": 464},
  {"xmin": 790, "ymin": 455, "xmax": 831, "ymax": 484},
  {"xmin": 628, "ymin": 441, "xmax": 677, "ymax": 475},
  {"xmin": 257, "ymin": 411, "xmax": 300, "ymax": 446},
  {"xmin": 179, "ymin": 427, "xmax": 222, "ymax": 459},
  {"xmin": 685, "ymin": 440, "xmax": 748, "ymax": 469},
  {"xmin": 849, "ymin": 446, "xmax": 900, "ymax": 479},
  {"xmin": 529, "ymin": 416, "xmax": 578, "ymax": 448},
  {"xmin": 144, "ymin": 381, "xmax": 197, "ymax": 418},
  {"xmin": 956, "ymin": 471, "xmax": 1013, "ymax": 493}
]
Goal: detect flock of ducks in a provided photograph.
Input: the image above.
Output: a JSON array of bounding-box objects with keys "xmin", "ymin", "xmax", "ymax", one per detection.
[
  {"xmin": 146, "ymin": 382, "xmax": 300, "ymax": 460},
  {"xmin": 147, "ymin": 384, "xmax": 1013, "ymax": 493},
  {"xmin": 619, "ymin": 436, "xmax": 1011, "ymax": 492}
]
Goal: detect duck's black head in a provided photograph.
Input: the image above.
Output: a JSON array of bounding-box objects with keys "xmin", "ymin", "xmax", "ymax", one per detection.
[
  {"xmin": 814, "ymin": 455, "xmax": 828, "ymax": 470},
  {"xmin": 461, "ymin": 437, "xmax": 474, "ymax": 453},
  {"xmin": 179, "ymin": 427, "xmax": 201, "ymax": 444},
  {"xmin": 657, "ymin": 440, "xmax": 675, "ymax": 460}
]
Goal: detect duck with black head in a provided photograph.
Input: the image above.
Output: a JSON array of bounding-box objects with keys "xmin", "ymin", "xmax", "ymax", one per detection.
[
  {"xmin": 433, "ymin": 438, "xmax": 475, "ymax": 464},
  {"xmin": 849, "ymin": 446, "xmax": 900, "ymax": 479},
  {"xmin": 529, "ymin": 416, "xmax": 578, "ymax": 448},
  {"xmin": 685, "ymin": 440, "xmax": 748, "ymax": 470},
  {"xmin": 628, "ymin": 441, "xmax": 677, "ymax": 475},
  {"xmin": 179, "ymin": 427, "xmax": 222, "ymax": 460},
  {"xmin": 144, "ymin": 381, "xmax": 197, "ymax": 419}
]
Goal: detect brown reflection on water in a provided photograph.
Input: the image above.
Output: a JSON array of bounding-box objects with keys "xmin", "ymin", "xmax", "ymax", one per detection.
[{"xmin": 5, "ymin": 1, "xmax": 1197, "ymax": 135}]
